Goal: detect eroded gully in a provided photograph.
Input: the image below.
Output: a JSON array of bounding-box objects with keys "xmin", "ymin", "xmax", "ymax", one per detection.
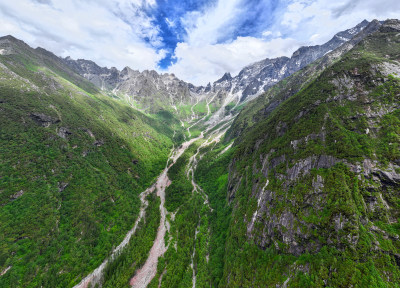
[{"xmin": 75, "ymin": 95, "xmax": 234, "ymax": 288}]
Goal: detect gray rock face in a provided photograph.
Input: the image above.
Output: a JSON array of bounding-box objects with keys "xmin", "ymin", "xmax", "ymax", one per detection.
[
  {"xmin": 93, "ymin": 140, "xmax": 104, "ymax": 147},
  {"xmin": 58, "ymin": 182, "xmax": 69, "ymax": 193},
  {"xmin": 0, "ymin": 35, "xmax": 31, "ymax": 55},
  {"xmin": 229, "ymin": 20, "xmax": 400, "ymax": 260},
  {"xmin": 62, "ymin": 58, "xmax": 195, "ymax": 112},
  {"xmin": 30, "ymin": 113, "xmax": 60, "ymax": 127},
  {"xmin": 57, "ymin": 127, "xmax": 72, "ymax": 139}
]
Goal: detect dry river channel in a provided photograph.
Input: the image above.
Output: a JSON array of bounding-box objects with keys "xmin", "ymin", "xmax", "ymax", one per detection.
[{"xmin": 73, "ymin": 133, "xmax": 204, "ymax": 288}]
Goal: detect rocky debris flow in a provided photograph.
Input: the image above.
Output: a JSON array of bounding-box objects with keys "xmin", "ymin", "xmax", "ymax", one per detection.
[
  {"xmin": 130, "ymin": 132, "xmax": 205, "ymax": 288},
  {"xmin": 131, "ymin": 96, "xmax": 231, "ymax": 287},
  {"xmin": 190, "ymin": 227, "xmax": 199, "ymax": 288},
  {"xmin": 0, "ymin": 266, "xmax": 11, "ymax": 277},
  {"xmin": 73, "ymin": 185, "xmax": 156, "ymax": 288},
  {"xmin": 10, "ymin": 190, "xmax": 24, "ymax": 200},
  {"xmin": 129, "ymin": 170, "xmax": 169, "ymax": 288}
]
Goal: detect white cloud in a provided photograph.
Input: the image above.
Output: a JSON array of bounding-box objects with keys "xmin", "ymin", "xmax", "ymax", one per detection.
[
  {"xmin": 0, "ymin": 0, "xmax": 164, "ymax": 70},
  {"xmin": 278, "ymin": 0, "xmax": 400, "ymax": 45},
  {"xmin": 181, "ymin": 0, "xmax": 243, "ymax": 46},
  {"xmin": 167, "ymin": 0, "xmax": 302, "ymax": 85},
  {"xmin": 261, "ymin": 31, "xmax": 273, "ymax": 38},
  {"xmin": 165, "ymin": 18, "xmax": 175, "ymax": 29},
  {"xmin": 310, "ymin": 33, "xmax": 320, "ymax": 42},
  {"xmin": 1, "ymin": 0, "xmax": 400, "ymax": 87},
  {"xmin": 168, "ymin": 36, "xmax": 299, "ymax": 85},
  {"xmin": 168, "ymin": 0, "xmax": 400, "ymax": 85},
  {"xmin": 282, "ymin": 1, "xmax": 310, "ymax": 30}
]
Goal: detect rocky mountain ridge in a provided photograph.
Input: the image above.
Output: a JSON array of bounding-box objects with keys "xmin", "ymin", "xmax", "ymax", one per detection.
[
  {"xmin": 190, "ymin": 20, "xmax": 371, "ymax": 101},
  {"xmin": 61, "ymin": 20, "xmax": 372, "ymax": 117},
  {"xmin": 0, "ymin": 19, "xmax": 369, "ymax": 117},
  {"xmin": 226, "ymin": 19, "xmax": 383, "ymax": 141},
  {"xmin": 63, "ymin": 57, "xmax": 196, "ymax": 112}
]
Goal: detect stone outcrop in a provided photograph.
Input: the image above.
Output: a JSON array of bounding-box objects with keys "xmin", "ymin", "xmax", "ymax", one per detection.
[{"xmin": 30, "ymin": 113, "xmax": 60, "ymax": 127}]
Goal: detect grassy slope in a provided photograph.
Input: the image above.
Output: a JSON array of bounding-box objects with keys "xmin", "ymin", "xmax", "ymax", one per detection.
[{"xmin": 0, "ymin": 43, "xmax": 174, "ymax": 287}]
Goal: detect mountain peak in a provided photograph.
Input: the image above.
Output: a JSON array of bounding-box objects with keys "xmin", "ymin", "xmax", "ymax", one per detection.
[
  {"xmin": 216, "ymin": 72, "xmax": 232, "ymax": 83},
  {"xmin": 0, "ymin": 34, "xmax": 18, "ymax": 41},
  {"xmin": 0, "ymin": 34, "xmax": 31, "ymax": 52}
]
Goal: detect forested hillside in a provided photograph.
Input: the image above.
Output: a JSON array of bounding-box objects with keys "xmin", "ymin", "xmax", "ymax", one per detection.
[
  {"xmin": 0, "ymin": 36, "xmax": 178, "ymax": 287},
  {"xmin": 1, "ymin": 18, "xmax": 400, "ymax": 288},
  {"xmin": 214, "ymin": 19, "xmax": 400, "ymax": 287}
]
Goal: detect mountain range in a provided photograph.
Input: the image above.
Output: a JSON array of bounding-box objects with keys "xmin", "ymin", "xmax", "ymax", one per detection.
[
  {"xmin": 61, "ymin": 20, "xmax": 372, "ymax": 118},
  {"xmin": 1, "ymin": 18, "xmax": 399, "ymax": 288}
]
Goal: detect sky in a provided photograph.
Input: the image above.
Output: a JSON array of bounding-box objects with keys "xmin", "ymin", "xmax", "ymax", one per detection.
[{"xmin": 0, "ymin": 0, "xmax": 399, "ymax": 85}]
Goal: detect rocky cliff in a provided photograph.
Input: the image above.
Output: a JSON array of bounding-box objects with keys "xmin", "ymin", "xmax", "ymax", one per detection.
[{"xmin": 221, "ymin": 19, "xmax": 400, "ymax": 287}]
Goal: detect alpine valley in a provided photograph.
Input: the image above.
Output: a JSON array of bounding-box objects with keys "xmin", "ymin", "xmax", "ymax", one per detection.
[{"xmin": 1, "ymin": 18, "xmax": 400, "ymax": 288}]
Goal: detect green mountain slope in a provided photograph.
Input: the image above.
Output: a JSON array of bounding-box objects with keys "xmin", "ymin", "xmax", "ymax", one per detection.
[
  {"xmin": 0, "ymin": 36, "xmax": 177, "ymax": 287},
  {"xmin": 215, "ymin": 19, "xmax": 400, "ymax": 287},
  {"xmin": 1, "ymin": 18, "xmax": 400, "ymax": 288}
]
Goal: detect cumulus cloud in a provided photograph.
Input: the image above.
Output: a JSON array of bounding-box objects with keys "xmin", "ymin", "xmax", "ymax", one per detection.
[
  {"xmin": 167, "ymin": 0, "xmax": 300, "ymax": 84},
  {"xmin": 0, "ymin": 0, "xmax": 164, "ymax": 70},
  {"xmin": 168, "ymin": 36, "xmax": 299, "ymax": 85},
  {"xmin": 278, "ymin": 0, "xmax": 400, "ymax": 45},
  {"xmin": 180, "ymin": 0, "xmax": 243, "ymax": 46},
  {"xmin": 262, "ymin": 31, "xmax": 273, "ymax": 37},
  {"xmin": 0, "ymin": 0, "xmax": 399, "ymax": 86}
]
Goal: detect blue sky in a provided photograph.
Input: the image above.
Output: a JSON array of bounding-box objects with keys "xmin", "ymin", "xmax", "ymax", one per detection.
[
  {"xmin": 0, "ymin": 0, "xmax": 399, "ymax": 85},
  {"xmin": 141, "ymin": 0, "xmax": 280, "ymax": 69},
  {"xmin": 142, "ymin": 0, "xmax": 218, "ymax": 68}
]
